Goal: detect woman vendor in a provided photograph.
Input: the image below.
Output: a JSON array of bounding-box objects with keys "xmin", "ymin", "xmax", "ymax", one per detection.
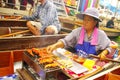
[{"xmin": 47, "ymin": 7, "xmax": 111, "ymax": 60}]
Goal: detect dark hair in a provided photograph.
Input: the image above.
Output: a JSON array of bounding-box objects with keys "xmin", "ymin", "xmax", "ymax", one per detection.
[
  {"xmin": 112, "ymin": 17, "xmax": 115, "ymax": 20},
  {"xmin": 93, "ymin": 18, "xmax": 99, "ymax": 28}
]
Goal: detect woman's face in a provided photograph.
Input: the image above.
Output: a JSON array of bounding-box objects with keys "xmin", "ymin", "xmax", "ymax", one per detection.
[{"xmin": 83, "ymin": 15, "xmax": 97, "ymax": 30}]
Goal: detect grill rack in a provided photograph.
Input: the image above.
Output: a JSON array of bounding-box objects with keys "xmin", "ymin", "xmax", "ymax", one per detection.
[{"xmin": 22, "ymin": 51, "xmax": 61, "ymax": 80}]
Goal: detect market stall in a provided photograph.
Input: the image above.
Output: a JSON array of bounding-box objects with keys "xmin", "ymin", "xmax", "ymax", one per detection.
[
  {"xmin": 16, "ymin": 47, "xmax": 120, "ymax": 80},
  {"xmin": 0, "ymin": 1, "xmax": 120, "ymax": 79},
  {"xmin": 0, "ymin": 34, "xmax": 66, "ymax": 77},
  {"xmin": 0, "ymin": 34, "xmax": 120, "ymax": 80}
]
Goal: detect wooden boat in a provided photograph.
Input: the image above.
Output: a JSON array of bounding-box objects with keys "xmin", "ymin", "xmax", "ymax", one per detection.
[
  {"xmin": 1, "ymin": 8, "xmax": 120, "ymax": 38},
  {"xmin": 0, "ymin": 15, "xmax": 29, "ymax": 37},
  {"xmin": 0, "ymin": 16, "xmax": 78, "ymax": 38},
  {"xmin": 1, "ymin": 7, "xmax": 120, "ymax": 80},
  {"xmin": 99, "ymin": 27, "xmax": 120, "ymax": 38},
  {"xmin": 0, "ymin": 18, "xmax": 69, "ymax": 38},
  {"xmin": 87, "ymin": 65, "xmax": 120, "ymax": 80},
  {"xmin": 2, "ymin": 36, "xmax": 120, "ymax": 80},
  {"xmin": 0, "ymin": 28, "xmax": 120, "ymax": 79}
]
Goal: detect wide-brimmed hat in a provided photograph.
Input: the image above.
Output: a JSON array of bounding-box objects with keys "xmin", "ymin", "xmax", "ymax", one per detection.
[{"xmin": 76, "ymin": 7, "xmax": 102, "ymax": 22}]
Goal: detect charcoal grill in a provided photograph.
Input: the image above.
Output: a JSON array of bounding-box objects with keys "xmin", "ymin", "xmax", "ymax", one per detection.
[{"xmin": 21, "ymin": 51, "xmax": 61, "ymax": 80}]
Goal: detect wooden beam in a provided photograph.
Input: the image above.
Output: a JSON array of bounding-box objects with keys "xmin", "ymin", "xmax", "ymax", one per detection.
[
  {"xmin": 0, "ymin": 19, "xmax": 27, "ymax": 27},
  {"xmin": 0, "ymin": 34, "xmax": 66, "ymax": 51},
  {"xmin": 0, "ymin": 8, "xmax": 29, "ymax": 16}
]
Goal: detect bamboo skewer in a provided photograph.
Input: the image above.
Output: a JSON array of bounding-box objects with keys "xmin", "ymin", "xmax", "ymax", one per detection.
[{"xmin": 0, "ymin": 30, "xmax": 30, "ymax": 38}]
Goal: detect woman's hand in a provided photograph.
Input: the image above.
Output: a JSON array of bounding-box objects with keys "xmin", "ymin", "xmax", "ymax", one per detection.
[
  {"xmin": 110, "ymin": 41, "xmax": 118, "ymax": 49},
  {"xmin": 98, "ymin": 50, "xmax": 108, "ymax": 60},
  {"xmin": 47, "ymin": 44, "xmax": 57, "ymax": 54},
  {"xmin": 47, "ymin": 41, "xmax": 64, "ymax": 54}
]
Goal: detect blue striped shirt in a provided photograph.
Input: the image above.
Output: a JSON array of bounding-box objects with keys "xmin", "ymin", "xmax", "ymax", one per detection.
[{"xmin": 22, "ymin": 0, "xmax": 61, "ymax": 33}]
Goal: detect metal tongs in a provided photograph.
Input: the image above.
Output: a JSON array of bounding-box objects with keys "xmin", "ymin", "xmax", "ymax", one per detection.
[{"xmin": 89, "ymin": 54, "xmax": 120, "ymax": 63}]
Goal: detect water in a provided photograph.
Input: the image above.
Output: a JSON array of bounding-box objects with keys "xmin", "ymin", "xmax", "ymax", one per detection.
[{"xmin": 110, "ymin": 36, "xmax": 120, "ymax": 48}]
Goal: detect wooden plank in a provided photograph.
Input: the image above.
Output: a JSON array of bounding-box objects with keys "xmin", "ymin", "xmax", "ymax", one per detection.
[
  {"xmin": 13, "ymin": 50, "xmax": 24, "ymax": 62},
  {"xmin": 16, "ymin": 69, "xmax": 34, "ymax": 80},
  {"xmin": 0, "ymin": 51, "xmax": 14, "ymax": 76},
  {"xmin": 0, "ymin": 7, "xmax": 29, "ymax": 16},
  {"xmin": 0, "ymin": 27, "xmax": 11, "ymax": 35},
  {"xmin": 0, "ymin": 50, "xmax": 24, "ymax": 62},
  {"xmin": 86, "ymin": 65, "xmax": 120, "ymax": 80},
  {"xmin": 0, "ymin": 34, "xmax": 66, "ymax": 51},
  {"xmin": 78, "ymin": 67, "xmax": 103, "ymax": 80},
  {"xmin": 0, "ymin": 51, "xmax": 12, "ymax": 67},
  {"xmin": 0, "ymin": 19, "xmax": 27, "ymax": 27}
]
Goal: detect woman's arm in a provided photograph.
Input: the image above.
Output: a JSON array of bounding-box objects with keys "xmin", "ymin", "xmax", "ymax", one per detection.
[
  {"xmin": 47, "ymin": 41, "xmax": 64, "ymax": 54},
  {"xmin": 47, "ymin": 28, "xmax": 81, "ymax": 54}
]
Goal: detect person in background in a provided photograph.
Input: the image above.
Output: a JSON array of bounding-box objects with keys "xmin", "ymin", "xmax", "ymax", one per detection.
[
  {"xmin": 17, "ymin": 0, "xmax": 61, "ymax": 36},
  {"xmin": 3, "ymin": 0, "xmax": 17, "ymax": 9},
  {"xmin": 19, "ymin": 0, "xmax": 34, "ymax": 10},
  {"xmin": 47, "ymin": 7, "xmax": 111, "ymax": 60},
  {"xmin": 106, "ymin": 17, "xmax": 115, "ymax": 28}
]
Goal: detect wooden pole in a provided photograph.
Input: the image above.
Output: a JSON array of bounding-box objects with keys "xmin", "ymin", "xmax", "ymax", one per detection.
[
  {"xmin": 0, "ymin": 30, "xmax": 30, "ymax": 38},
  {"xmin": 89, "ymin": 54, "xmax": 120, "ymax": 63}
]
